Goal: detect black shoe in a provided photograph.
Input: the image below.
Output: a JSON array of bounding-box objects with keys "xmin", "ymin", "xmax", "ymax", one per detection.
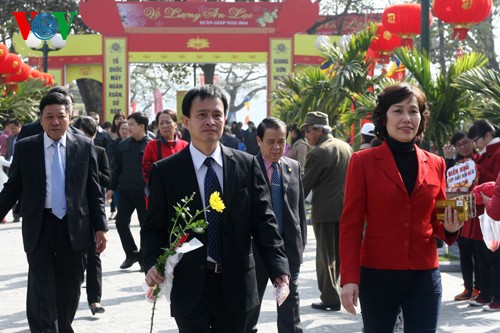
[
  {"xmin": 12, "ymin": 216, "xmax": 20, "ymax": 223},
  {"xmin": 311, "ymin": 301, "xmax": 341, "ymax": 311},
  {"xmin": 89, "ymin": 303, "xmax": 105, "ymax": 315},
  {"xmin": 120, "ymin": 254, "xmax": 139, "ymax": 269}
]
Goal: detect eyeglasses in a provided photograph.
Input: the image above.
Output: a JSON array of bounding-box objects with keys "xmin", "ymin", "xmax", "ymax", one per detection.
[
  {"xmin": 305, "ymin": 127, "xmax": 317, "ymax": 133},
  {"xmin": 472, "ymin": 137, "xmax": 483, "ymax": 144},
  {"xmin": 454, "ymin": 140, "xmax": 472, "ymax": 149}
]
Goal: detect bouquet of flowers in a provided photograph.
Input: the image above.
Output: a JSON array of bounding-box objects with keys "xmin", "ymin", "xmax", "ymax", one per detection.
[{"xmin": 144, "ymin": 191, "xmax": 225, "ymax": 333}]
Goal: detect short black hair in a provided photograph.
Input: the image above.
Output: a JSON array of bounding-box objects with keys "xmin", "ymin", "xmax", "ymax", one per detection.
[
  {"xmin": 256, "ymin": 117, "xmax": 287, "ymax": 140},
  {"xmin": 39, "ymin": 92, "xmax": 71, "ymax": 115},
  {"xmin": 181, "ymin": 85, "xmax": 228, "ymax": 118},
  {"xmin": 77, "ymin": 116, "xmax": 97, "ymax": 137},
  {"xmin": 47, "ymin": 86, "xmax": 74, "ymax": 103},
  {"xmin": 468, "ymin": 119, "xmax": 500, "ymax": 140},
  {"xmin": 127, "ymin": 112, "xmax": 149, "ymax": 134},
  {"xmin": 450, "ymin": 131, "xmax": 468, "ymax": 145},
  {"xmin": 372, "ymin": 83, "xmax": 429, "ymax": 141},
  {"xmin": 5, "ymin": 118, "xmax": 20, "ymax": 127}
]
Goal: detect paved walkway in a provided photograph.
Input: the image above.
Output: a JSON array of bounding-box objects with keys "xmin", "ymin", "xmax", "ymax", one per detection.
[{"xmin": 1, "ymin": 208, "xmax": 500, "ymax": 333}]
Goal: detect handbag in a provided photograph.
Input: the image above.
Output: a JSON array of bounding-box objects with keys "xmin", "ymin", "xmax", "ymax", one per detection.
[{"xmin": 479, "ymin": 211, "xmax": 500, "ymax": 252}]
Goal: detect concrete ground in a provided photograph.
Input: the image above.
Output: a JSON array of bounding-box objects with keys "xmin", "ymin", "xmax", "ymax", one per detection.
[{"xmin": 1, "ymin": 208, "xmax": 500, "ymax": 333}]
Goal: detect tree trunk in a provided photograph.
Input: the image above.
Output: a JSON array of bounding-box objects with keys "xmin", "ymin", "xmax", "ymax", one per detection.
[
  {"xmin": 200, "ymin": 64, "xmax": 216, "ymax": 84},
  {"xmin": 76, "ymin": 78, "xmax": 103, "ymax": 116}
]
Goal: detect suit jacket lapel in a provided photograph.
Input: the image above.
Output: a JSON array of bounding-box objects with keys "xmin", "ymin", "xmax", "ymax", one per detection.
[
  {"xmin": 221, "ymin": 146, "xmax": 236, "ymax": 211},
  {"xmin": 280, "ymin": 158, "xmax": 291, "ymax": 196},
  {"xmin": 256, "ymin": 153, "xmax": 271, "ymax": 187},
  {"xmin": 36, "ymin": 134, "xmax": 47, "ymax": 196},
  {"xmin": 413, "ymin": 146, "xmax": 430, "ymax": 194},
  {"xmin": 65, "ymin": 132, "xmax": 78, "ymax": 182},
  {"xmin": 375, "ymin": 142, "xmax": 407, "ymax": 193}
]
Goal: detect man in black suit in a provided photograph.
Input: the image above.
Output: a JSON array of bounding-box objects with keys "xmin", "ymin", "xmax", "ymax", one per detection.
[
  {"xmin": 142, "ymin": 85, "xmax": 290, "ymax": 333},
  {"xmin": 4, "ymin": 118, "xmax": 22, "ymax": 221},
  {"xmin": 0, "ymin": 92, "xmax": 108, "ymax": 333},
  {"xmin": 247, "ymin": 117, "xmax": 307, "ymax": 333},
  {"xmin": 17, "ymin": 87, "xmax": 82, "ymax": 142}
]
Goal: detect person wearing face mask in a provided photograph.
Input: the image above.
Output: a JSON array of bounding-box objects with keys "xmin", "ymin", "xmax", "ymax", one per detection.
[
  {"xmin": 142, "ymin": 109, "xmax": 188, "ymax": 186},
  {"xmin": 339, "ymin": 83, "xmax": 464, "ymax": 332},
  {"xmin": 466, "ymin": 119, "xmax": 500, "ymax": 311}
]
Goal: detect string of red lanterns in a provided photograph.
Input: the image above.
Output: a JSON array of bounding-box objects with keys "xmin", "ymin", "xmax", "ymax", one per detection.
[
  {"xmin": 0, "ymin": 42, "xmax": 54, "ymax": 95},
  {"xmin": 366, "ymin": 0, "xmax": 492, "ymax": 76}
]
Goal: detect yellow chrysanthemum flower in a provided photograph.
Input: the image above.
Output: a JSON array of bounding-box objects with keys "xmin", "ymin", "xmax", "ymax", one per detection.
[{"xmin": 209, "ymin": 191, "xmax": 225, "ymax": 213}]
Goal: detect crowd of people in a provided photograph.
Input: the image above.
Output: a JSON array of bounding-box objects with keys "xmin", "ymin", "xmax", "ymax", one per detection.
[{"xmin": 0, "ymin": 83, "xmax": 498, "ymax": 333}]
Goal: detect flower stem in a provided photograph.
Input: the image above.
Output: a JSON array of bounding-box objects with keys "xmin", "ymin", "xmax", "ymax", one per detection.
[{"xmin": 150, "ymin": 294, "xmax": 157, "ymax": 333}]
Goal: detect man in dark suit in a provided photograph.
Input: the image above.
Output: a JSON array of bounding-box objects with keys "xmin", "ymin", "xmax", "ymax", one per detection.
[
  {"xmin": 4, "ymin": 118, "xmax": 22, "ymax": 221},
  {"xmin": 0, "ymin": 92, "xmax": 108, "ymax": 333},
  {"xmin": 17, "ymin": 86, "xmax": 82, "ymax": 142},
  {"xmin": 4, "ymin": 118, "xmax": 21, "ymax": 164},
  {"xmin": 246, "ymin": 117, "xmax": 307, "ymax": 333},
  {"xmin": 142, "ymin": 85, "xmax": 290, "ymax": 333}
]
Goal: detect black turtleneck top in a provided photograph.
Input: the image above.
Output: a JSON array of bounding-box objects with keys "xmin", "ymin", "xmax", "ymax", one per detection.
[{"xmin": 386, "ymin": 136, "xmax": 418, "ymax": 196}]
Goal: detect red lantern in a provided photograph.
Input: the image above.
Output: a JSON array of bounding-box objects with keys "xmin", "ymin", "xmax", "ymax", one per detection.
[
  {"xmin": 433, "ymin": 0, "xmax": 492, "ymax": 40},
  {"xmin": 6, "ymin": 63, "xmax": 31, "ymax": 83},
  {"xmin": 369, "ymin": 23, "xmax": 402, "ymax": 63},
  {"xmin": 0, "ymin": 44, "xmax": 8, "ymax": 64},
  {"xmin": 0, "ymin": 53, "xmax": 22, "ymax": 75},
  {"xmin": 382, "ymin": 3, "xmax": 433, "ymax": 48},
  {"xmin": 30, "ymin": 69, "xmax": 43, "ymax": 81}
]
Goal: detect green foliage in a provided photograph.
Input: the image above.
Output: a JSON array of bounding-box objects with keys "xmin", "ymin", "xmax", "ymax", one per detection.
[
  {"xmin": 453, "ymin": 67, "xmax": 500, "ymax": 125},
  {"xmin": 0, "ymin": 79, "xmax": 49, "ymax": 123},
  {"xmin": 394, "ymin": 48, "xmax": 488, "ymax": 153},
  {"xmin": 272, "ymin": 24, "xmax": 380, "ymax": 140}
]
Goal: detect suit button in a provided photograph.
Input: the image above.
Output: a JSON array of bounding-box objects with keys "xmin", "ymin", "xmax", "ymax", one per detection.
[
  {"xmin": 403, "ymin": 240, "xmax": 409, "ymax": 246},
  {"xmin": 404, "ymin": 223, "xmax": 409, "ymax": 228}
]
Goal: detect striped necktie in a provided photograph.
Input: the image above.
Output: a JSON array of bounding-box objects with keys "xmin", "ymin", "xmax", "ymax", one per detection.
[{"xmin": 271, "ymin": 162, "xmax": 284, "ymax": 235}]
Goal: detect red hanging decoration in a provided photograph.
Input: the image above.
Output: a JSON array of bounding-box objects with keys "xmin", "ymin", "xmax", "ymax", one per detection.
[
  {"xmin": 369, "ymin": 23, "xmax": 402, "ymax": 64},
  {"xmin": 6, "ymin": 63, "xmax": 31, "ymax": 83},
  {"xmin": 0, "ymin": 53, "xmax": 22, "ymax": 75},
  {"xmin": 0, "ymin": 44, "xmax": 8, "ymax": 64},
  {"xmin": 382, "ymin": 3, "xmax": 433, "ymax": 48},
  {"xmin": 432, "ymin": 0, "xmax": 492, "ymax": 40}
]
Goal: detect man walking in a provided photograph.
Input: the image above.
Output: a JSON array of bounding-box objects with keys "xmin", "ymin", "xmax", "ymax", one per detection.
[
  {"xmin": 301, "ymin": 111, "xmax": 352, "ymax": 311},
  {"xmin": 106, "ymin": 112, "xmax": 151, "ymax": 270},
  {"xmin": 142, "ymin": 85, "xmax": 290, "ymax": 333},
  {"xmin": 0, "ymin": 92, "xmax": 108, "ymax": 332},
  {"xmin": 246, "ymin": 117, "xmax": 307, "ymax": 333}
]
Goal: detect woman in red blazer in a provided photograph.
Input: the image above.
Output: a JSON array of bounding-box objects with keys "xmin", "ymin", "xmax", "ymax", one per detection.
[
  {"xmin": 340, "ymin": 84, "xmax": 463, "ymax": 332},
  {"xmin": 467, "ymin": 119, "xmax": 500, "ymax": 310},
  {"xmin": 142, "ymin": 109, "xmax": 189, "ymax": 185}
]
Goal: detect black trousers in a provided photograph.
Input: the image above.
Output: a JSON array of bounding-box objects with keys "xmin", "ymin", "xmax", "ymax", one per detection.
[
  {"xmin": 246, "ymin": 241, "xmax": 302, "ymax": 333},
  {"xmin": 474, "ymin": 239, "xmax": 500, "ymax": 300},
  {"xmin": 457, "ymin": 236, "xmax": 481, "ymax": 291},
  {"xmin": 26, "ymin": 211, "xmax": 86, "ymax": 333},
  {"xmin": 174, "ymin": 269, "xmax": 249, "ymax": 333},
  {"xmin": 360, "ymin": 268, "xmax": 442, "ymax": 333},
  {"xmin": 115, "ymin": 191, "xmax": 147, "ymax": 257},
  {"xmin": 86, "ymin": 241, "xmax": 102, "ymax": 304}
]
